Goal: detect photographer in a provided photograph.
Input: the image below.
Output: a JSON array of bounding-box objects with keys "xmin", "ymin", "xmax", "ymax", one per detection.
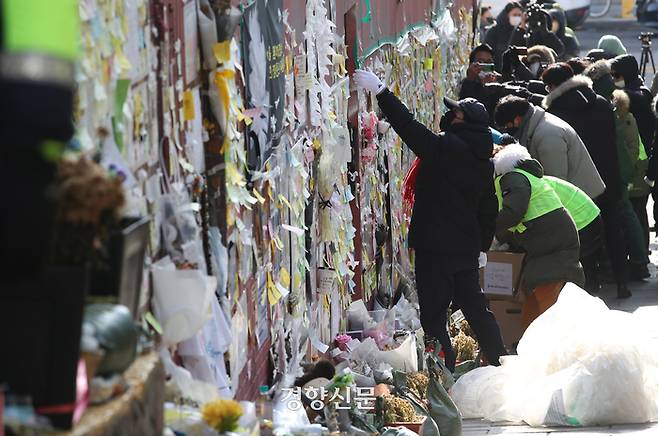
[
  {"xmin": 524, "ymin": 3, "xmax": 565, "ymax": 59},
  {"xmin": 548, "ymin": 8, "xmax": 580, "ymax": 60},
  {"xmin": 460, "ymin": 44, "xmax": 501, "ymax": 123},
  {"xmin": 486, "ymin": 1, "xmax": 564, "ymax": 72}
]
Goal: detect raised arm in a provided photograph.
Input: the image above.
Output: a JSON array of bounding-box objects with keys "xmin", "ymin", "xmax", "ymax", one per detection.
[{"xmin": 353, "ymin": 70, "xmax": 439, "ymax": 159}]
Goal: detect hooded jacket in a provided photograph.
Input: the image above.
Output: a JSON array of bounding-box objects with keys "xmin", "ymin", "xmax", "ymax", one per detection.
[
  {"xmin": 376, "ymin": 89, "xmax": 498, "ymax": 269},
  {"xmin": 543, "ymin": 75, "xmax": 622, "ymax": 203},
  {"xmin": 485, "ymin": 4, "xmax": 564, "ymax": 72},
  {"xmin": 548, "ymin": 9, "xmax": 580, "ymax": 60},
  {"xmin": 584, "ymin": 59, "xmax": 616, "ymax": 100},
  {"xmin": 493, "ymin": 144, "xmax": 585, "ymax": 292},
  {"xmin": 597, "ymin": 35, "xmax": 628, "ymax": 58},
  {"xmin": 611, "ymin": 55, "xmax": 655, "ymax": 151},
  {"xmin": 613, "ymin": 90, "xmax": 649, "ymax": 197},
  {"xmin": 515, "ymin": 104, "xmax": 605, "ymax": 199}
]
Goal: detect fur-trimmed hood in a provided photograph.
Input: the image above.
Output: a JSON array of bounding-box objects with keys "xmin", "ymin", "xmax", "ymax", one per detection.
[
  {"xmin": 526, "ymin": 45, "xmax": 557, "ymax": 65},
  {"xmin": 543, "ymin": 76, "xmax": 594, "ymax": 109},
  {"xmin": 612, "ymin": 89, "xmax": 631, "ymax": 116},
  {"xmin": 584, "ymin": 59, "xmax": 611, "ymax": 81},
  {"xmin": 494, "ymin": 143, "xmax": 535, "ymax": 176}
]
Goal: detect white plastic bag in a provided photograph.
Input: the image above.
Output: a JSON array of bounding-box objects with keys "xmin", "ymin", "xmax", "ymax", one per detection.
[
  {"xmin": 152, "ymin": 262, "xmax": 216, "ymax": 346},
  {"xmin": 451, "ymin": 284, "xmax": 658, "ymax": 427},
  {"xmin": 380, "ymin": 333, "xmax": 418, "ymax": 372}
]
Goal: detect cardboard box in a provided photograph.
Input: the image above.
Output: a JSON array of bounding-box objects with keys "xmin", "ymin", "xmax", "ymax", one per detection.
[
  {"xmin": 479, "ymin": 251, "xmax": 525, "ymax": 300},
  {"xmin": 489, "ymin": 299, "xmax": 525, "ymax": 350}
]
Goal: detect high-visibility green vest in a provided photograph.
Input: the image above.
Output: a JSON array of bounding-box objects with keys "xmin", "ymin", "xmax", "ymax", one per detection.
[
  {"xmin": 544, "ymin": 176, "xmax": 600, "ymax": 231},
  {"xmin": 494, "ymin": 168, "xmax": 564, "ymax": 233},
  {"xmin": 639, "ymin": 136, "xmax": 648, "ymax": 161},
  {"xmin": 1, "ymin": 0, "xmax": 79, "ymax": 86}
]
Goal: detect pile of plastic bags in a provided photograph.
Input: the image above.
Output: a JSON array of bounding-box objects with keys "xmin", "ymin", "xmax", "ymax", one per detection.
[{"xmin": 451, "ymin": 284, "xmax": 658, "ymax": 427}]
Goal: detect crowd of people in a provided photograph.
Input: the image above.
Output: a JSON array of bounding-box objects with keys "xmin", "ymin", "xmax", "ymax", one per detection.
[{"xmin": 353, "ymin": 0, "xmax": 658, "ymax": 369}]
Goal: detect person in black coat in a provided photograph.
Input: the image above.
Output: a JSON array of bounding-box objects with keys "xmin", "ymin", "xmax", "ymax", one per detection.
[
  {"xmin": 353, "ymin": 69, "xmax": 507, "ymax": 371},
  {"xmin": 459, "ymin": 44, "xmax": 501, "ymax": 123},
  {"xmin": 611, "ymin": 55, "xmax": 657, "ymax": 246},
  {"xmin": 548, "ymin": 8, "xmax": 580, "ymax": 60},
  {"xmin": 542, "ymin": 63, "xmax": 631, "ymax": 297},
  {"xmin": 611, "ymin": 55, "xmax": 655, "ymax": 152},
  {"xmin": 485, "ymin": 1, "xmax": 565, "ymax": 71}
]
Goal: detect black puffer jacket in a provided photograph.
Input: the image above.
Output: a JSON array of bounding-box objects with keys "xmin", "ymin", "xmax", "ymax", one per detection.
[
  {"xmin": 543, "ymin": 75, "xmax": 622, "ymax": 203},
  {"xmin": 611, "ymin": 55, "xmax": 655, "ymax": 152},
  {"xmin": 486, "ymin": 5, "xmax": 565, "ymax": 71},
  {"xmin": 548, "ymin": 8, "xmax": 580, "ymax": 60},
  {"xmin": 493, "ymin": 145, "xmax": 585, "ymax": 292},
  {"xmin": 377, "ymin": 90, "xmax": 498, "ymax": 271}
]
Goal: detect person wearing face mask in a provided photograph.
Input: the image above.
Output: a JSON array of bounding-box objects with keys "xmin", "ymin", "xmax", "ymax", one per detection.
[
  {"xmin": 584, "ymin": 60, "xmax": 652, "ymax": 282},
  {"xmin": 611, "ymin": 55, "xmax": 654, "ymax": 150},
  {"xmin": 460, "ymin": 44, "xmax": 502, "ymax": 123},
  {"xmin": 548, "ymin": 8, "xmax": 580, "ymax": 60},
  {"xmin": 542, "ymin": 63, "xmax": 631, "ymax": 297},
  {"xmin": 494, "ymin": 95, "xmax": 605, "ymax": 199},
  {"xmin": 485, "ymin": 2, "xmax": 527, "ymax": 71},
  {"xmin": 480, "ymin": 6, "xmax": 496, "ymax": 40},
  {"xmin": 610, "ymin": 54, "xmax": 656, "ymax": 238},
  {"xmin": 353, "ymin": 69, "xmax": 507, "ymax": 372}
]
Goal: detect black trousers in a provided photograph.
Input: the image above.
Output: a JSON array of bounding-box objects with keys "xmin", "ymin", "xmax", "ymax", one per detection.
[
  {"xmin": 415, "ymin": 251, "xmax": 507, "ymax": 371},
  {"xmin": 597, "ymin": 198, "xmax": 628, "ymax": 287},
  {"xmin": 579, "ymin": 216, "xmax": 604, "ymax": 291},
  {"xmin": 631, "ymin": 195, "xmax": 650, "ymax": 249}
]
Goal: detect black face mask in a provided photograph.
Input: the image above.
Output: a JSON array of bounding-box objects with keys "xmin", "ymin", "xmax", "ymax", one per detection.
[
  {"xmin": 502, "ymin": 125, "xmax": 519, "ymax": 136},
  {"xmin": 440, "ymin": 110, "xmax": 456, "ymax": 131}
]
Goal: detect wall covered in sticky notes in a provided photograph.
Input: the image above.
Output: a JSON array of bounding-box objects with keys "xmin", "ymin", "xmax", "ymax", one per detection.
[{"xmin": 74, "ymin": 0, "xmax": 476, "ymax": 403}]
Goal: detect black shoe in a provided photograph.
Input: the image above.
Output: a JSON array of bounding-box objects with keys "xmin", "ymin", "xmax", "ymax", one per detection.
[
  {"xmin": 629, "ymin": 263, "xmax": 651, "ymax": 281},
  {"xmin": 617, "ymin": 285, "xmax": 632, "ymax": 299}
]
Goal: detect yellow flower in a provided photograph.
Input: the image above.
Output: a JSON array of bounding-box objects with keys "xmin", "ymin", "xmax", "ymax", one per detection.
[{"xmin": 201, "ymin": 399, "xmax": 243, "ymax": 432}]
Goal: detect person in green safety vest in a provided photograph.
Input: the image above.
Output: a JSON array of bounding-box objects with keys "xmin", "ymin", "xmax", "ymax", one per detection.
[
  {"xmin": 0, "ymin": 0, "xmax": 79, "ymax": 280},
  {"xmin": 493, "ymin": 142, "xmax": 584, "ymax": 328},
  {"xmin": 543, "ymin": 175, "xmax": 607, "ymax": 296}
]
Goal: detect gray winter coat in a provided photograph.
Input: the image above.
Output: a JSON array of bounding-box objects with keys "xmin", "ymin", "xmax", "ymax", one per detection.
[
  {"xmin": 493, "ymin": 145, "xmax": 585, "ymax": 292},
  {"xmin": 515, "ymin": 105, "xmax": 605, "ymax": 199}
]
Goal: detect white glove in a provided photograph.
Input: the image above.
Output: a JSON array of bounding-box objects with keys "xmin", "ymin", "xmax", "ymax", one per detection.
[
  {"xmin": 478, "ymin": 252, "xmax": 487, "ymax": 268},
  {"xmin": 645, "ymin": 176, "xmax": 656, "ymax": 188},
  {"xmin": 353, "ymin": 69, "xmax": 386, "ymax": 94}
]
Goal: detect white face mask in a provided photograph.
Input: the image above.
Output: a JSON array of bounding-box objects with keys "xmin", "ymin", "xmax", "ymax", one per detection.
[
  {"xmin": 509, "ymin": 15, "xmax": 522, "ymax": 27},
  {"xmin": 615, "ymin": 79, "xmax": 626, "ymax": 89}
]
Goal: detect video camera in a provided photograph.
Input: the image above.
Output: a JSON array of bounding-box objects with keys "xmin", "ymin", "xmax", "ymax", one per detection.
[
  {"xmin": 639, "ymin": 32, "xmax": 658, "ymax": 46},
  {"xmin": 525, "ymin": 2, "xmax": 551, "ymax": 32}
]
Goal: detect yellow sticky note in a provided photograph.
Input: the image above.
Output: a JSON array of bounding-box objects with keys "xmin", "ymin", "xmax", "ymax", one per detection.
[
  {"xmin": 280, "ymin": 267, "xmax": 291, "ymax": 288},
  {"xmin": 253, "ymin": 188, "xmax": 266, "ymax": 204},
  {"xmin": 267, "ymin": 272, "xmax": 282, "ymax": 306},
  {"xmin": 213, "ymin": 41, "xmax": 231, "ymax": 64},
  {"xmin": 293, "ymin": 271, "xmax": 302, "ymax": 289},
  {"xmin": 278, "ymin": 194, "xmax": 292, "ymax": 210},
  {"xmin": 267, "ymin": 184, "xmax": 274, "ymax": 201},
  {"xmin": 237, "ymin": 110, "xmax": 253, "ymax": 126},
  {"xmin": 182, "ymin": 90, "xmax": 195, "ymax": 121},
  {"xmin": 118, "ymin": 49, "xmax": 133, "ymax": 73},
  {"xmin": 424, "ymin": 58, "xmax": 433, "ymax": 70},
  {"xmin": 312, "ymin": 138, "xmax": 321, "ymax": 150}
]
